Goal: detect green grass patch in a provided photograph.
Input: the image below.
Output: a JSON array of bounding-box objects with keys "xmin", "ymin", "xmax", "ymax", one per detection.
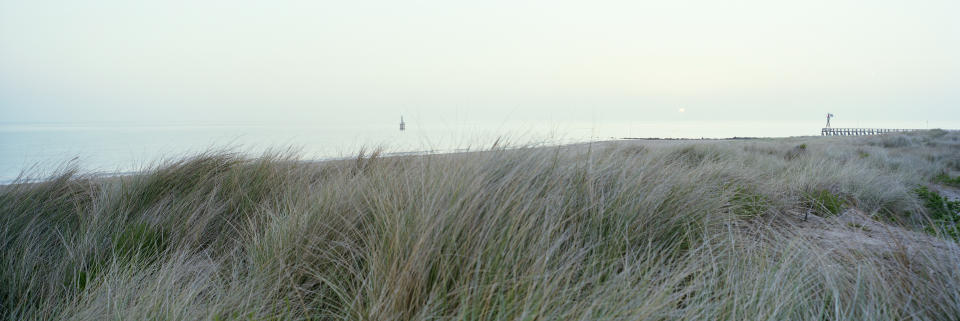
[
  {"xmin": 64, "ymin": 262, "xmax": 103, "ymax": 294},
  {"xmin": 933, "ymin": 173, "xmax": 960, "ymax": 188},
  {"xmin": 915, "ymin": 186, "xmax": 960, "ymax": 241},
  {"xmin": 113, "ymin": 223, "xmax": 169, "ymax": 263},
  {"xmin": 805, "ymin": 189, "xmax": 846, "ymax": 217},
  {"xmin": 728, "ymin": 186, "xmax": 770, "ymax": 218}
]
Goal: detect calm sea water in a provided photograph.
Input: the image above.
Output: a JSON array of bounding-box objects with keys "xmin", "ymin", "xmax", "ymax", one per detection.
[{"xmin": 0, "ymin": 119, "xmax": 930, "ymax": 183}]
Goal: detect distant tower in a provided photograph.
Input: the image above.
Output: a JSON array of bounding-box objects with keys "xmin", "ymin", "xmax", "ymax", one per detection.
[
  {"xmin": 825, "ymin": 113, "xmax": 834, "ymax": 128},
  {"xmin": 400, "ymin": 116, "xmax": 406, "ymax": 131}
]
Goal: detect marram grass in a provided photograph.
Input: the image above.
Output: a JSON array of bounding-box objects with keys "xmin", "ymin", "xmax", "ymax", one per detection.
[{"xmin": 2, "ymin": 131, "xmax": 960, "ymax": 320}]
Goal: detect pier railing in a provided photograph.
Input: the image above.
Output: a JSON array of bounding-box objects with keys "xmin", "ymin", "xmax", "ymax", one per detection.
[{"xmin": 821, "ymin": 128, "xmax": 919, "ymax": 136}]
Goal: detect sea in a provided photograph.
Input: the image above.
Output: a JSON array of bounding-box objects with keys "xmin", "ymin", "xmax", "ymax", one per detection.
[{"xmin": 0, "ymin": 119, "xmax": 943, "ymax": 184}]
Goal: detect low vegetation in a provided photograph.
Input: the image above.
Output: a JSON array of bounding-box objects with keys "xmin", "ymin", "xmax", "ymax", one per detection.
[
  {"xmin": 916, "ymin": 186, "xmax": 960, "ymax": 241},
  {"xmin": 935, "ymin": 173, "xmax": 960, "ymax": 187},
  {"xmin": 1, "ymin": 130, "xmax": 959, "ymax": 320}
]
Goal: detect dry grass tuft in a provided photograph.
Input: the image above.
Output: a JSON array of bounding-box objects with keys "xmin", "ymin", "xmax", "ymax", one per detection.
[{"xmin": 2, "ymin": 130, "xmax": 959, "ymax": 320}]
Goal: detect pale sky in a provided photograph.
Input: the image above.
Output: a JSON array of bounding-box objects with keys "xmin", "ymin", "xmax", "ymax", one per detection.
[{"xmin": 1, "ymin": 0, "xmax": 958, "ymax": 127}]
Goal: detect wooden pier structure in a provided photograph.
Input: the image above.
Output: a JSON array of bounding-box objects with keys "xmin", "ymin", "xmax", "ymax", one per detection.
[{"xmin": 821, "ymin": 128, "xmax": 918, "ymax": 136}]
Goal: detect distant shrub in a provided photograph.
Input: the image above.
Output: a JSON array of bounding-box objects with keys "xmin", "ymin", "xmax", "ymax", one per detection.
[
  {"xmin": 784, "ymin": 144, "xmax": 807, "ymax": 161},
  {"xmin": 928, "ymin": 128, "xmax": 948, "ymax": 138},
  {"xmin": 614, "ymin": 145, "xmax": 647, "ymax": 157},
  {"xmin": 879, "ymin": 136, "xmax": 911, "ymax": 148},
  {"xmin": 667, "ymin": 145, "xmax": 722, "ymax": 168}
]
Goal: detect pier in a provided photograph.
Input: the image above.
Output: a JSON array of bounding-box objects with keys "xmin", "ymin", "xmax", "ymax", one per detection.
[{"xmin": 821, "ymin": 128, "xmax": 919, "ymax": 136}]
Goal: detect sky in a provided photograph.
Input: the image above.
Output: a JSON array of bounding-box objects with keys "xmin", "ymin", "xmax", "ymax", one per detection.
[{"xmin": 1, "ymin": 0, "xmax": 958, "ymax": 128}]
